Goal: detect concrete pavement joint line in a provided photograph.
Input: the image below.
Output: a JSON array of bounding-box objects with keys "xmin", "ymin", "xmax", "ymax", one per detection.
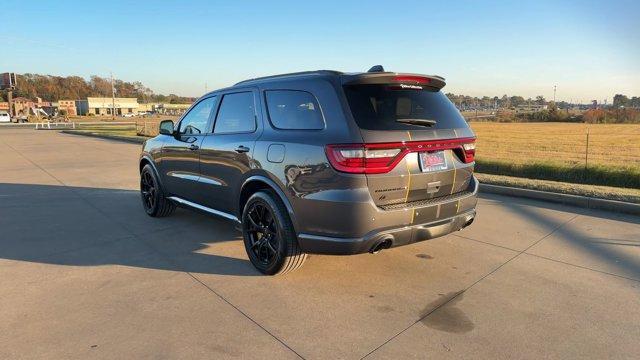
[
  {"xmin": 70, "ymin": 188, "xmax": 306, "ymax": 360},
  {"xmin": 186, "ymin": 272, "xmax": 307, "ymax": 360},
  {"xmin": 453, "ymin": 233, "xmax": 640, "ymax": 283},
  {"xmin": 451, "ymin": 233, "xmax": 520, "ymax": 253},
  {"xmin": 360, "ymin": 214, "xmax": 579, "ymax": 359},
  {"xmin": 4, "ymin": 133, "xmax": 304, "ymax": 359},
  {"xmin": 79, "ymin": 197, "xmax": 305, "ymax": 360},
  {"xmin": 522, "ymin": 252, "xmax": 640, "ymax": 283},
  {"xmin": 0, "ymin": 137, "xmax": 67, "ymax": 187}
]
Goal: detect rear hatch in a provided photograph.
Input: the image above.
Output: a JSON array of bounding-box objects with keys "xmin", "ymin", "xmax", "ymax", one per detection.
[{"xmin": 329, "ymin": 73, "xmax": 476, "ymax": 208}]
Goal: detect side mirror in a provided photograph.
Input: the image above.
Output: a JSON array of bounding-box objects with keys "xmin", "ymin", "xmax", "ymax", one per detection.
[{"xmin": 159, "ymin": 120, "xmax": 175, "ymax": 136}]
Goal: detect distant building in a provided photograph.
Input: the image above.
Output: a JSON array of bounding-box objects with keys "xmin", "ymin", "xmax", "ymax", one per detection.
[
  {"xmin": 0, "ymin": 102, "xmax": 8, "ymax": 111},
  {"xmin": 78, "ymin": 97, "xmax": 139, "ymax": 116},
  {"xmin": 54, "ymin": 100, "xmax": 77, "ymax": 116},
  {"xmin": 11, "ymin": 97, "xmax": 50, "ymax": 116}
]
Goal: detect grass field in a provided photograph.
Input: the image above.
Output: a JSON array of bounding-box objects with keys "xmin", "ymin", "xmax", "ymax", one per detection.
[{"xmin": 470, "ymin": 122, "xmax": 640, "ymax": 189}]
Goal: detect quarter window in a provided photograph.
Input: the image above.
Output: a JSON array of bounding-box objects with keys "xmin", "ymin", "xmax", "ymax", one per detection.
[
  {"xmin": 214, "ymin": 92, "xmax": 256, "ymax": 134},
  {"xmin": 265, "ymin": 90, "xmax": 324, "ymax": 130},
  {"xmin": 178, "ymin": 96, "xmax": 217, "ymax": 135}
]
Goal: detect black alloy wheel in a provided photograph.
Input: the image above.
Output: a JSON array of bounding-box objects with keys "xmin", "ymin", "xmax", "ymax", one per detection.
[
  {"xmin": 140, "ymin": 164, "xmax": 175, "ymax": 217},
  {"xmin": 245, "ymin": 202, "xmax": 280, "ymax": 266},
  {"xmin": 140, "ymin": 169, "xmax": 156, "ymax": 212},
  {"xmin": 242, "ymin": 191, "xmax": 307, "ymax": 275}
]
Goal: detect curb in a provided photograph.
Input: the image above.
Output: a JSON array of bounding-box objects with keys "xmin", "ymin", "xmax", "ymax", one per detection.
[
  {"xmin": 61, "ymin": 130, "xmax": 147, "ymax": 144},
  {"xmin": 0, "ymin": 123, "xmax": 35, "ymax": 128},
  {"xmin": 479, "ymin": 183, "xmax": 640, "ymax": 216}
]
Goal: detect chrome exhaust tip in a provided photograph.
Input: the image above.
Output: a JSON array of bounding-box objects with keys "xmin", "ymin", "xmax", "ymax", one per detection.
[{"xmin": 370, "ymin": 236, "xmax": 393, "ymax": 254}]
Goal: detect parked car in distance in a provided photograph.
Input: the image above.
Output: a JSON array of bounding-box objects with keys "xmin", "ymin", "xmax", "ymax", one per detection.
[
  {"xmin": 139, "ymin": 66, "xmax": 478, "ymax": 275},
  {"xmin": 123, "ymin": 113, "xmax": 137, "ymax": 118},
  {"xmin": 0, "ymin": 111, "xmax": 11, "ymax": 123}
]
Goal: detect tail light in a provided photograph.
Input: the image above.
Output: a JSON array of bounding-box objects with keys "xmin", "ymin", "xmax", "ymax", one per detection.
[
  {"xmin": 392, "ymin": 75, "xmax": 431, "ymax": 84},
  {"xmin": 325, "ymin": 144, "xmax": 403, "ymax": 174},
  {"xmin": 461, "ymin": 142, "xmax": 476, "ymax": 163},
  {"xmin": 326, "ymin": 138, "xmax": 475, "ymax": 174}
]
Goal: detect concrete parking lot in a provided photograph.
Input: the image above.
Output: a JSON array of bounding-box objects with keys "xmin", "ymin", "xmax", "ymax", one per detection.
[{"xmin": 1, "ymin": 128, "xmax": 639, "ymax": 359}]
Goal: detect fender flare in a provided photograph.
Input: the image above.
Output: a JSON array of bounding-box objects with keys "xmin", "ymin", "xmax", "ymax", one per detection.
[
  {"xmin": 139, "ymin": 155, "xmax": 165, "ymax": 190},
  {"xmin": 240, "ymin": 175, "xmax": 298, "ymax": 231}
]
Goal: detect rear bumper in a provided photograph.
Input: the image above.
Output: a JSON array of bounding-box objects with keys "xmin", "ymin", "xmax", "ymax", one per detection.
[{"xmin": 298, "ymin": 208, "xmax": 476, "ymax": 255}]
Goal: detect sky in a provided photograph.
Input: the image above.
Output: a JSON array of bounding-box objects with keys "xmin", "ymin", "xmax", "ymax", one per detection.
[{"xmin": 1, "ymin": 0, "xmax": 638, "ymax": 103}]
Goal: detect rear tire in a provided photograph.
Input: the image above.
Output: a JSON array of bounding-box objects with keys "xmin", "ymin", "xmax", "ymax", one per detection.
[
  {"xmin": 140, "ymin": 164, "xmax": 175, "ymax": 217},
  {"xmin": 242, "ymin": 191, "xmax": 307, "ymax": 275}
]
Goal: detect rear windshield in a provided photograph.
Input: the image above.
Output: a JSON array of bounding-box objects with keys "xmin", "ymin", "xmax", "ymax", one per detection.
[{"xmin": 343, "ymin": 85, "xmax": 468, "ymax": 130}]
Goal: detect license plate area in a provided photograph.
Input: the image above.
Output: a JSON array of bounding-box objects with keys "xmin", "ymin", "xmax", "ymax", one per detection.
[{"xmin": 419, "ymin": 150, "xmax": 448, "ymax": 172}]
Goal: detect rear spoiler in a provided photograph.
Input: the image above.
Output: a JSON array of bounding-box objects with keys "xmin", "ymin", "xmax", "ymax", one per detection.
[{"xmin": 341, "ymin": 72, "xmax": 446, "ymax": 90}]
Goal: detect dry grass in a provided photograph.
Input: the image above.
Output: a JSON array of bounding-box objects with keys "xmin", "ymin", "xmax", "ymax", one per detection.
[
  {"xmin": 470, "ymin": 122, "xmax": 640, "ymax": 168},
  {"xmin": 470, "ymin": 122, "xmax": 640, "ymax": 188}
]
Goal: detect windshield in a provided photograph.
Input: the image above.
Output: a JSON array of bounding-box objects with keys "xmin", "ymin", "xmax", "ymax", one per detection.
[{"xmin": 343, "ymin": 84, "xmax": 468, "ymax": 130}]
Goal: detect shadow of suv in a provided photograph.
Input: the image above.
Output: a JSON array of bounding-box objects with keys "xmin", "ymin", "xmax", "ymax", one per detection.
[{"xmin": 139, "ymin": 66, "xmax": 478, "ymax": 275}]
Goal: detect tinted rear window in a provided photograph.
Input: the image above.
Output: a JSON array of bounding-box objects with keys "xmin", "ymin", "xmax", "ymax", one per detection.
[{"xmin": 343, "ymin": 85, "xmax": 468, "ymax": 130}]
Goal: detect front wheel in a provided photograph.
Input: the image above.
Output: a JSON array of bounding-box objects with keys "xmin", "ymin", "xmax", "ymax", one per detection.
[
  {"xmin": 242, "ymin": 191, "xmax": 307, "ymax": 275},
  {"xmin": 140, "ymin": 164, "xmax": 175, "ymax": 217}
]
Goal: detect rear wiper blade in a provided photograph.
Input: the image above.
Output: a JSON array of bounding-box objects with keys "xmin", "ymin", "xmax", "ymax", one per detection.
[{"xmin": 396, "ymin": 118, "xmax": 437, "ymax": 127}]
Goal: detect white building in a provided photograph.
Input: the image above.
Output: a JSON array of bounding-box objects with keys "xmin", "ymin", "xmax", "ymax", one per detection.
[{"xmin": 81, "ymin": 97, "xmax": 139, "ymax": 116}]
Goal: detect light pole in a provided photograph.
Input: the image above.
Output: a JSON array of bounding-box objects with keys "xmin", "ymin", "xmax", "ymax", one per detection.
[{"xmin": 110, "ymin": 72, "xmax": 116, "ymax": 120}]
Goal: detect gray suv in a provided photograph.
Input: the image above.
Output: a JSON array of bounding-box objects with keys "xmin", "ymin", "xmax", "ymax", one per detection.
[{"xmin": 139, "ymin": 66, "xmax": 478, "ymax": 275}]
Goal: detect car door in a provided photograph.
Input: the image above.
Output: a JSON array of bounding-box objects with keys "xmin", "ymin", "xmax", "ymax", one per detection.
[
  {"xmin": 160, "ymin": 96, "xmax": 218, "ymax": 201},
  {"xmin": 198, "ymin": 89, "xmax": 262, "ymax": 214}
]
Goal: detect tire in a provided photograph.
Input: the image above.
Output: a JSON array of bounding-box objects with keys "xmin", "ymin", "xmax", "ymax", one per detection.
[
  {"xmin": 140, "ymin": 164, "xmax": 175, "ymax": 217},
  {"xmin": 242, "ymin": 191, "xmax": 307, "ymax": 275}
]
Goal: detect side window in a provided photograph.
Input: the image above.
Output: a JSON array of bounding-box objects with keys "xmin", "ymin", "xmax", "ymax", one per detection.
[
  {"xmin": 213, "ymin": 92, "xmax": 256, "ymax": 134},
  {"xmin": 265, "ymin": 90, "xmax": 324, "ymax": 130},
  {"xmin": 178, "ymin": 96, "xmax": 217, "ymax": 135}
]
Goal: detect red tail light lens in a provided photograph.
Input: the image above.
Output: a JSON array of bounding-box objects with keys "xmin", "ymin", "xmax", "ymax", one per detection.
[
  {"xmin": 462, "ymin": 142, "xmax": 476, "ymax": 163},
  {"xmin": 326, "ymin": 138, "xmax": 476, "ymax": 174},
  {"xmin": 325, "ymin": 144, "xmax": 404, "ymax": 174}
]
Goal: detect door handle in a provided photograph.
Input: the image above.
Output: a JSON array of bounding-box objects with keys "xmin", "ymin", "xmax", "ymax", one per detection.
[
  {"xmin": 235, "ymin": 145, "xmax": 250, "ymax": 153},
  {"xmin": 189, "ymin": 144, "xmax": 199, "ymax": 151}
]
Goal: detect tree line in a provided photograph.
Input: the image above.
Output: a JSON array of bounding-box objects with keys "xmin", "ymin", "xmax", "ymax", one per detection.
[
  {"xmin": 447, "ymin": 93, "xmax": 640, "ymax": 110},
  {"xmin": 1, "ymin": 73, "xmax": 195, "ymax": 104},
  {"xmin": 613, "ymin": 94, "xmax": 640, "ymax": 108},
  {"xmin": 445, "ymin": 93, "xmax": 548, "ymax": 109}
]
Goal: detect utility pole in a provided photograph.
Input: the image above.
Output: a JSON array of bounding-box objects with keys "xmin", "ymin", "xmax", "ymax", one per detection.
[
  {"xmin": 553, "ymin": 85, "xmax": 557, "ymax": 103},
  {"xmin": 110, "ymin": 72, "xmax": 116, "ymax": 121},
  {"xmin": 7, "ymin": 90, "xmax": 13, "ymax": 117}
]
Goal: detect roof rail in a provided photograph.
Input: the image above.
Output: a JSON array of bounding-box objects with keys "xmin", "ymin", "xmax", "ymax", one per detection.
[{"xmin": 234, "ymin": 70, "xmax": 343, "ymax": 86}]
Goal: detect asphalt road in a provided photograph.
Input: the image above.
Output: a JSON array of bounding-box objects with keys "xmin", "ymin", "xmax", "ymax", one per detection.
[{"xmin": 1, "ymin": 129, "xmax": 639, "ymax": 359}]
